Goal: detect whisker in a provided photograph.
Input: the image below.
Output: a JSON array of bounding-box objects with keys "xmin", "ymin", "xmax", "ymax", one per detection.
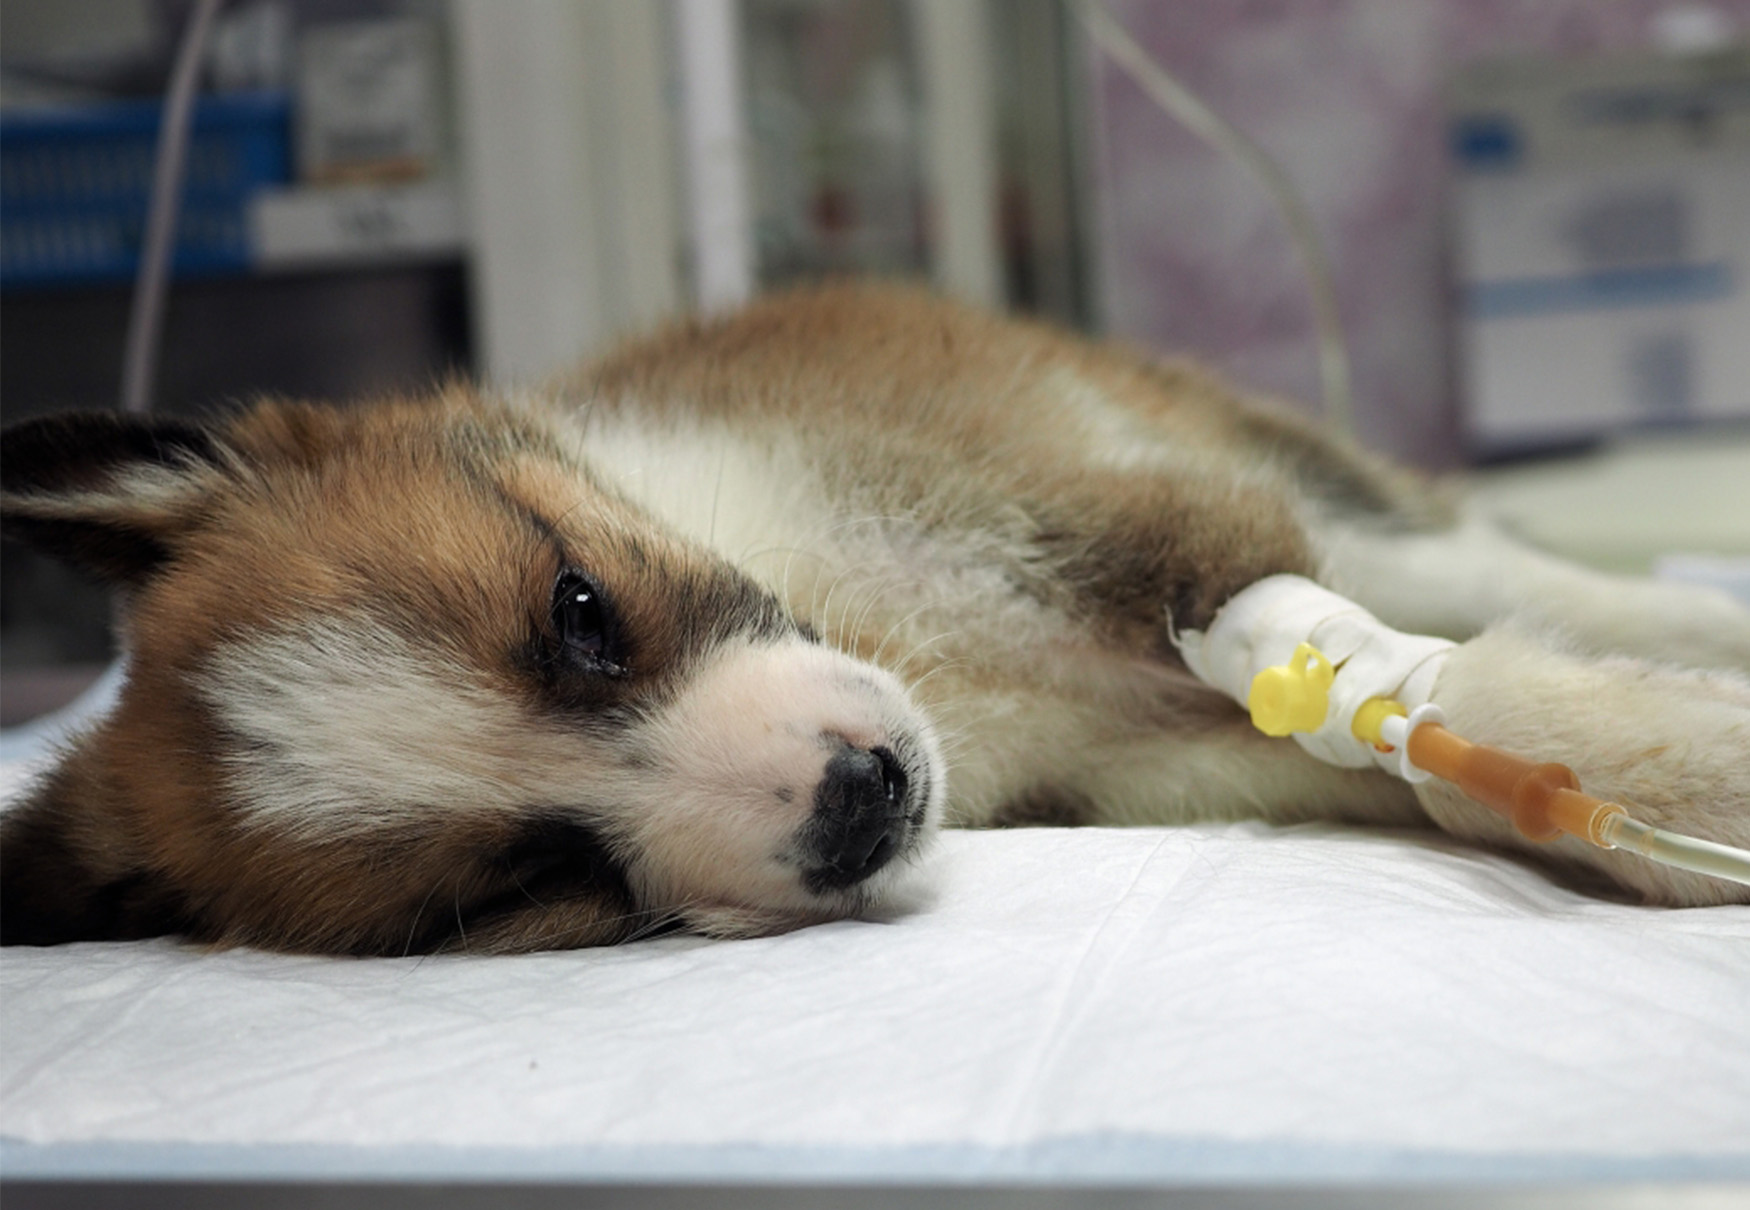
[
  {"xmin": 451, "ymin": 887, "xmax": 468, "ymax": 953},
  {"xmin": 505, "ymin": 861, "xmax": 545, "ymax": 909},
  {"xmin": 401, "ymin": 882, "xmax": 444, "ymax": 958},
  {"xmin": 903, "ymin": 655, "xmax": 974, "ymax": 698},
  {"xmin": 813, "ymin": 565, "xmax": 860, "ymax": 639},
  {"xmin": 870, "ymin": 599, "xmax": 951, "ymax": 669},
  {"xmin": 708, "ymin": 447, "xmax": 727, "ymax": 548},
  {"xmin": 843, "ymin": 574, "xmax": 914, "ymax": 657}
]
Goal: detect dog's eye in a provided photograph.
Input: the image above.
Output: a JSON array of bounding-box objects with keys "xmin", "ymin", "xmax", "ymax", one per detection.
[{"xmin": 552, "ymin": 572, "xmax": 608, "ymax": 660}]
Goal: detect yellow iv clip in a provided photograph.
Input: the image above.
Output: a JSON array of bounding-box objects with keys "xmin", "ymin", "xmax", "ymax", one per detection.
[
  {"xmin": 1246, "ymin": 642, "xmax": 1333, "ymax": 737},
  {"xmin": 1247, "ymin": 643, "xmax": 1407, "ymax": 749}
]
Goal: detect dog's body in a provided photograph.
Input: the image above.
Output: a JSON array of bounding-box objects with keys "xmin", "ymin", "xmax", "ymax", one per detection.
[{"xmin": 4, "ymin": 285, "xmax": 1748, "ymax": 953}]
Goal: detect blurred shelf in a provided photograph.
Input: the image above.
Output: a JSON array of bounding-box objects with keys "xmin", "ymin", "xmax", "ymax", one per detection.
[{"xmin": 248, "ymin": 181, "xmax": 465, "ymax": 272}]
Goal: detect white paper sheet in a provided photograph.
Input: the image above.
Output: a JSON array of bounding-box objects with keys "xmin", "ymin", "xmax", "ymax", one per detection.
[{"xmin": 4, "ymin": 780, "xmax": 1748, "ymax": 1179}]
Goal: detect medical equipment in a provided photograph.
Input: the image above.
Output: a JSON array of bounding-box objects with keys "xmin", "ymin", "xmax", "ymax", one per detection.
[
  {"xmin": 1076, "ymin": 0, "xmax": 1354, "ymax": 437},
  {"xmin": 121, "ymin": 0, "xmax": 226, "ymax": 414},
  {"xmin": 1180, "ymin": 574, "xmax": 1750, "ymax": 889}
]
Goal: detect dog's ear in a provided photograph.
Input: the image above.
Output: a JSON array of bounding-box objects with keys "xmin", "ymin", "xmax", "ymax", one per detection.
[{"xmin": 1, "ymin": 411, "xmax": 225, "ymax": 586}]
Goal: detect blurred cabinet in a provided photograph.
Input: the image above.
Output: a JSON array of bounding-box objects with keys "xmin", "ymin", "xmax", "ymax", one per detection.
[
  {"xmin": 0, "ymin": 2, "xmax": 474, "ymax": 718},
  {"xmin": 1, "ymin": 0, "xmax": 1096, "ymax": 720},
  {"xmin": 452, "ymin": 0, "xmax": 1095, "ymax": 387}
]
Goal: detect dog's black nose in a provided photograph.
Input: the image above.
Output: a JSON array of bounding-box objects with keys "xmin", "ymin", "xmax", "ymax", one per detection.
[{"xmin": 805, "ymin": 744, "xmax": 909, "ymax": 891}]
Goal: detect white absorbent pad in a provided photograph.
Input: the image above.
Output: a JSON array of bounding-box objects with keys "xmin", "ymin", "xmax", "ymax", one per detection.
[{"xmin": 3, "ymin": 772, "xmax": 1748, "ymax": 1184}]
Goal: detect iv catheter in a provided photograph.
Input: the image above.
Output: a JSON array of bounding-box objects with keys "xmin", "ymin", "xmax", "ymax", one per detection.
[{"xmin": 1178, "ymin": 575, "xmax": 1750, "ymax": 890}]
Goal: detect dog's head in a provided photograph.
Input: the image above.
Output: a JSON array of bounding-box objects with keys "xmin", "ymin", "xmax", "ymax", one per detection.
[{"xmin": 0, "ymin": 394, "xmax": 943, "ymax": 953}]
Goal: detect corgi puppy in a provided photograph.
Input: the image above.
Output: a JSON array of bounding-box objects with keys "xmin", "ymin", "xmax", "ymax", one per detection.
[{"xmin": 3, "ymin": 285, "xmax": 1747, "ymax": 953}]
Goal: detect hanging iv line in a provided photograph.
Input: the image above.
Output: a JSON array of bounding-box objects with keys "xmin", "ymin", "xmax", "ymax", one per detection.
[{"xmin": 1073, "ymin": 0, "xmax": 1356, "ymax": 439}]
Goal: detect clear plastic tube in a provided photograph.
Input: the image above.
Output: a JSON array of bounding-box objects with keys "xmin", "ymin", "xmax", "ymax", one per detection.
[
  {"xmin": 1075, "ymin": 0, "xmax": 1354, "ymax": 437},
  {"xmin": 1600, "ymin": 815, "xmax": 1750, "ymax": 888},
  {"xmin": 120, "ymin": 0, "xmax": 224, "ymax": 414}
]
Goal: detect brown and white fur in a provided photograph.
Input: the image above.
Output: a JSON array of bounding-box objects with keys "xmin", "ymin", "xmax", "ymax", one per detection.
[{"xmin": 3, "ymin": 285, "xmax": 1747, "ymax": 954}]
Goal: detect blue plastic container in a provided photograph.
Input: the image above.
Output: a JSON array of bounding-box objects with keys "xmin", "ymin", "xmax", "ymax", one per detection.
[{"xmin": 0, "ymin": 91, "xmax": 292, "ymax": 289}]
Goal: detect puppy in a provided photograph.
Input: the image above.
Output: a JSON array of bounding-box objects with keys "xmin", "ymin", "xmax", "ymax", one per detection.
[{"xmin": 3, "ymin": 285, "xmax": 1747, "ymax": 953}]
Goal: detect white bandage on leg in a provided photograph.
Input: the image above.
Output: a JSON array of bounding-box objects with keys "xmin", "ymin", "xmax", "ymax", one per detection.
[{"xmin": 1176, "ymin": 575, "xmax": 1455, "ymax": 774}]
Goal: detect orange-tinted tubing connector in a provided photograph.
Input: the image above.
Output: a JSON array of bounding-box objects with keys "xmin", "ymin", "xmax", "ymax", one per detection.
[{"xmin": 1404, "ymin": 723, "xmax": 1625, "ymax": 846}]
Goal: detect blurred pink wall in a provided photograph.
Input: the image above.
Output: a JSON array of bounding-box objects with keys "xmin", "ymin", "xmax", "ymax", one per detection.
[{"xmin": 1088, "ymin": 0, "xmax": 1750, "ymax": 466}]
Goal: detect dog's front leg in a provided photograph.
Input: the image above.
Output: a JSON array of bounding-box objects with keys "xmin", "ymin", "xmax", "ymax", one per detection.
[
  {"xmin": 1175, "ymin": 557, "xmax": 1750, "ymax": 906},
  {"xmin": 1421, "ymin": 624, "xmax": 1750, "ymax": 906},
  {"xmin": 1317, "ymin": 513, "xmax": 1750, "ymax": 673}
]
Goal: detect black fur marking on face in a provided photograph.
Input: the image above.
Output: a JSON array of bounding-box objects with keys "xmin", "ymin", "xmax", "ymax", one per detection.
[
  {"xmin": 0, "ymin": 869, "xmax": 193, "ymax": 946},
  {"xmin": 496, "ymin": 815, "xmax": 633, "ymax": 907},
  {"xmin": 679, "ymin": 570, "xmax": 798, "ymax": 652},
  {"xmin": 420, "ymin": 814, "xmax": 639, "ymax": 953}
]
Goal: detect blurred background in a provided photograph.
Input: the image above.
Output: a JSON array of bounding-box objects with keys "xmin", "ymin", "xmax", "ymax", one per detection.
[{"xmin": 3, "ymin": 0, "xmax": 1749, "ymax": 721}]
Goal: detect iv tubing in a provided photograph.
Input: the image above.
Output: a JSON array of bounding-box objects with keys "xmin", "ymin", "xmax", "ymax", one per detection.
[
  {"xmin": 1397, "ymin": 721, "xmax": 1612, "ymax": 845},
  {"xmin": 1373, "ymin": 710, "xmax": 1750, "ymax": 889},
  {"xmin": 1600, "ymin": 816, "xmax": 1750, "ymax": 887},
  {"xmin": 1075, "ymin": 0, "xmax": 1355, "ymax": 437},
  {"xmin": 121, "ymin": 0, "xmax": 224, "ymax": 415}
]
